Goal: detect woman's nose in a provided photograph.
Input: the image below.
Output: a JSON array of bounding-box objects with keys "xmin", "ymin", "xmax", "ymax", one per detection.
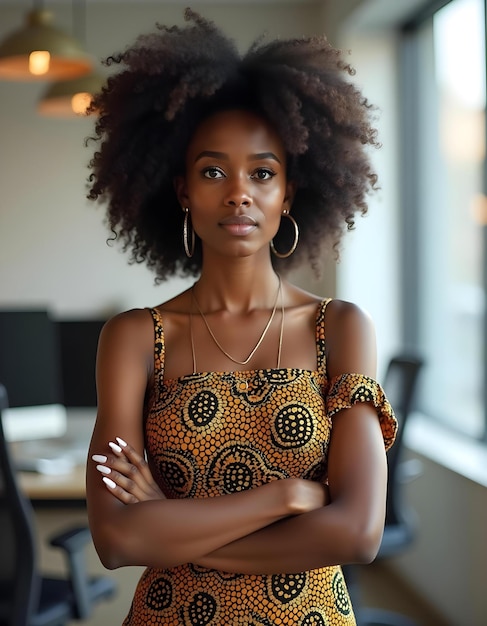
[{"xmin": 224, "ymin": 175, "xmax": 252, "ymax": 208}]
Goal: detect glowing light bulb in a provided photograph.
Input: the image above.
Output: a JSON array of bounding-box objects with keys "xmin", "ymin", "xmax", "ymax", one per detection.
[
  {"xmin": 71, "ymin": 92, "xmax": 92, "ymax": 115},
  {"xmin": 29, "ymin": 51, "xmax": 50, "ymax": 75}
]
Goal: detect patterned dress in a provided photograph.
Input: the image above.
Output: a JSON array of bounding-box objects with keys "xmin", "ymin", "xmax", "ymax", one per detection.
[{"xmin": 123, "ymin": 299, "xmax": 397, "ymax": 626}]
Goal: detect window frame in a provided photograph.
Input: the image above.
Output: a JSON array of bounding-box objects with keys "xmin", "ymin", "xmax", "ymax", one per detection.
[{"xmin": 399, "ymin": 0, "xmax": 487, "ymax": 441}]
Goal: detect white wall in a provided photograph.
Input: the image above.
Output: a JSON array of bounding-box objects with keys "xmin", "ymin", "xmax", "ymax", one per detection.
[
  {"xmin": 398, "ymin": 446, "xmax": 487, "ymax": 626},
  {"xmin": 334, "ymin": 30, "xmax": 402, "ymax": 376},
  {"xmin": 0, "ymin": 1, "xmax": 327, "ymax": 319}
]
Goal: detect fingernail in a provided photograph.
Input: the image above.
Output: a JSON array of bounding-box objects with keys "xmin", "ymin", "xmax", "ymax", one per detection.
[
  {"xmin": 103, "ymin": 476, "xmax": 116, "ymax": 489},
  {"xmin": 96, "ymin": 464, "xmax": 111, "ymax": 475},
  {"xmin": 116, "ymin": 436, "xmax": 127, "ymax": 447},
  {"xmin": 109, "ymin": 441, "xmax": 122, "ymax": 453},
  {"xmin": 92, "ymin": 454, "xmax": 107, "ymax": 463}
]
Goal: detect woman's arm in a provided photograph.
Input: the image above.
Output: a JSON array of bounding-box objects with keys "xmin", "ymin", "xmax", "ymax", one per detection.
[
  {"xmin": 197, "ymin": 404, "xmax": 386, "ymax": 573},
  {"xmin": 104, "ymin": 402, "xmax": 383, "ymax": 574},
  {"xmin": 194, "ymin": 300, "xmax": 389, "ymax": 573},
  {"xmin": 95, "ymin": 301, "xmax": 389, "ymax": 575},
  {"xmin": 87, "ymin": 310, "xmax": 325, "ymax": 571}
]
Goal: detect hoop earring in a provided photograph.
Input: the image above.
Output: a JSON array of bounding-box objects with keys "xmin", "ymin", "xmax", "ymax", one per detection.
[
  {"xmin": 183, "ymin": 207, "xmax": 195, "ymax": 258},
  {"xmin": 270, "ymin": 211, "xmax": 299, "ymax": 259}
]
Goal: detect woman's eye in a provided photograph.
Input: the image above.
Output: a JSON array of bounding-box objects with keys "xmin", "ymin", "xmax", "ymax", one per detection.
[
  {"xmin": 203, "ymin": 167, "xmax": 224, "ymax": 179},
  {"xmin": 252, "ymin": 168, "xmax": 275, "ymax": 181}
]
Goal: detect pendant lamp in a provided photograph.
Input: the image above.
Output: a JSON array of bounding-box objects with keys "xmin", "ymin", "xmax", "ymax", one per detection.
[
  {"xmin": 0, "ymin": 8, "xmax": 92, "ymax": 81},
  {"xmin": 38, "ymin": 70, "xmax": 105, "ymax": 117}
]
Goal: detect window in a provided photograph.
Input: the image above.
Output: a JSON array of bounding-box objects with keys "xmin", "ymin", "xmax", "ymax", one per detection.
[{"xmin": 401, "ymin": 0, "xmax": 486, "ymax": 438}]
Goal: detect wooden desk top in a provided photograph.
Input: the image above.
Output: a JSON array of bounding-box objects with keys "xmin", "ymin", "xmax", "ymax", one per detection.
[
  {"xmin": 13, "ymin": 408, "xmax": 94, "ymax": 501},
  {"xmin": 19, "ymin": 464, "xmax": 87, "ymax": 500}
]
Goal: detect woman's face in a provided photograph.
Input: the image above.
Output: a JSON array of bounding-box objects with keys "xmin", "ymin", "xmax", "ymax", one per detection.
[{"xmin": 175, "ymin": 109, "xmax": 295, "ymax": 261}]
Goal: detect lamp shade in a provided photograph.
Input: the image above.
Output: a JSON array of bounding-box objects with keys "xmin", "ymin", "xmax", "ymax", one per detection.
[
  {"xmin": 38, "ymin": 71, "xmax": 105, "ymax": 117},
  {"xmin": 0, "ymin": 9, "xmax": 92, "ymax": 81}
]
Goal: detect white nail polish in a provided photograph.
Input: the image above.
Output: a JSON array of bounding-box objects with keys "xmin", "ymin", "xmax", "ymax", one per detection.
[
  {"xmin": 103, "ymin": 476, "xmax": 116, "ymax": 489},
  {"xmin": 116, "ymin": 436, "xmax": 127, "ymax": 447},
  {"xmin": 109, "ymin": 441, "xmax": 122, "ymax": 453},
  {"xmin": 92, "ymin": 454, "xmax": 107, "ymax": 463},
  {"xmin": 96, "ymin": 465, "xmax": 111, "ymax": 475}
]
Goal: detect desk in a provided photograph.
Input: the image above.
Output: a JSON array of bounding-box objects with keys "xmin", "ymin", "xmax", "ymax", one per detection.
[
  {"xmin": 13, "ymin": 408, "xmax": 95, "ymax": 502},
  {"xmin": 19, "ymin": 464, "xmax": 87, "ymax": 500}
]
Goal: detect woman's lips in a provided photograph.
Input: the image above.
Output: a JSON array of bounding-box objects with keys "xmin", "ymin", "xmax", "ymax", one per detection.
[{"xmin": 219, "ymin": 215, "xmax": 257, "ymax": 236}]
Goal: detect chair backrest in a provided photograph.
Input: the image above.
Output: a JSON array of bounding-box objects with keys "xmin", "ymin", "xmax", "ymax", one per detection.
[
  {"xmin": 0, "ymin": 384, "xmax": 40, "ymax": 626},
  {"xmin": 382, "ymin": 355, "xmax": 424, "ymax": 526}
]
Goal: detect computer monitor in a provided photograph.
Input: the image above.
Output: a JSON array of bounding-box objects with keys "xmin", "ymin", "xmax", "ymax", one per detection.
[
  {"xmin": 58, "ymin": 319, "xmax": 105, "ymax": 407},
  {"xmin": 0, "ymin": 309, "xmax": 65, "ymax": 441}
]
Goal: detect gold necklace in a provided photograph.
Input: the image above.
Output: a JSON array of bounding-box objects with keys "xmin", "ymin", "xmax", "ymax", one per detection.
[
  {"xmin": 276, "ymin": 279, "xmax": 284, "ymax": 369},
  {"xmin": 191, "ymin": 276, "xmax": 282, "ymax": 366}
]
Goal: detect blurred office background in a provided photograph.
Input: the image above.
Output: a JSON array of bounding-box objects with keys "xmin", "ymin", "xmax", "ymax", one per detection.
[{"xmin": 0, "ymin": 1, "xmax": 486, "ymax": 624}]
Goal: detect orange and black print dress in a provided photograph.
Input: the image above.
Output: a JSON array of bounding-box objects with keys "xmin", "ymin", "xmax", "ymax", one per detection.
[{"xmin": 123, "ymin": 299, "xmax": 397, "ymax": 626}]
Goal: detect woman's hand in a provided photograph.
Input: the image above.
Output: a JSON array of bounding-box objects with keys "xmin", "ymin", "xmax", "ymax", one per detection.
[
  {"xmin": 92, "ymin": 437, "xmax": 166, "ymax": 504},
  {"xmin": 282, "ymin": 477, "xmax": 330, "ymax": 514},
  {"xmin": 91, "ymin": 437, "xmax": 329, "ymax": 512}
]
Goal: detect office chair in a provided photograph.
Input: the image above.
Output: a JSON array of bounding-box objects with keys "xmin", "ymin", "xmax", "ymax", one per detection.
[
  {"xmin": 0, "ymin": 383, "xmax": 116, "ymax": 626},
  {"xmin": 344, "ymin": 355, "xmax": 424, "ymax": 626}
]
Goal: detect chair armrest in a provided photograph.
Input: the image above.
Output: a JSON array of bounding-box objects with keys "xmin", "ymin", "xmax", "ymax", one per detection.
[
  {"xmin": 49, "ymin": 526, "xmax": 91, "ymax": 554},
  {"xmin": 48, "ymin": 525, "xmax": 94, "ymax": 619}
]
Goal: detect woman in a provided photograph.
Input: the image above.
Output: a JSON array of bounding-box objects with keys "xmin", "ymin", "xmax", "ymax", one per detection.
[{"xmin": 87, "ymin": 9, "xmax": 396, "ymax": 625}]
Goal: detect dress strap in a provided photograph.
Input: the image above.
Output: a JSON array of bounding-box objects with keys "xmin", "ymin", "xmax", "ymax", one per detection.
[
  {"xmin": 315, "ymin": 298, "xmax": 333, "ymax": 379},
  {"xmin": 146, "ymin": 308, "xmax": 165, "ymax": 393}
]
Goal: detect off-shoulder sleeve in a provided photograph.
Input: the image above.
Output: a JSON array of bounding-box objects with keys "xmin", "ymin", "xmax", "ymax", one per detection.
[{"xmin": 325, "ymin": 373, "xmax": 397, "ymax": 451}]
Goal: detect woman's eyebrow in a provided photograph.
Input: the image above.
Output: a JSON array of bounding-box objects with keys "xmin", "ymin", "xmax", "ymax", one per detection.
[
  {"xmin": 249, "ymin": 152, "xmax": 281, "ymax": 164},
  {"xmin": 194, "ymin": 150, "xmax": 281, "ymax": 163},
  {"xmin": 194, "ymin": 150, "xmax": 227, "ymax": 162}
]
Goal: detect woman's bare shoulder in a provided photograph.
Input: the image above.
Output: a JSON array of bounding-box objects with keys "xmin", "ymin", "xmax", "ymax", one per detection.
[
  {"xmin": 96, "ymin": 309, "xmax": 156, "ymax": 389},
  {"xmin": 102, "ymin": 286, "xmax": 192, "ymax": 336},
  {"xmin": 152, "ymin": 287, "xmax": 193, "ymax": 316},
  {"xmin": 322, "ymin": 299, "xmax": 376, "ymax": 377},
  {"xmin": 324, "ymin": 299, "xmax": 374, "ymax": 334},
  {"xmin": 284, "ymin": 281, "xmax": 326, "ymax": 308},
  {"xmin": 100, "ymin": 308, "xmax": 155, "ymax": 351}
]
